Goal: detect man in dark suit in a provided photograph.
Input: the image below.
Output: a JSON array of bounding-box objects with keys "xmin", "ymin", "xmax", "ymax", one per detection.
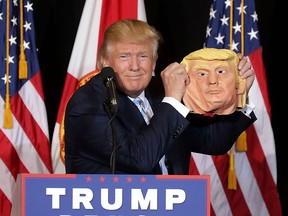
[{"xmin": 64, "ymin": 19, "xmax": 256, "ymax": 175}]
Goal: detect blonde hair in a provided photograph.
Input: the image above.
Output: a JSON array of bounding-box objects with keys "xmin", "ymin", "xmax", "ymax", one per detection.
[
  {"xmin": 182, "ymin": 48, "xmax": 239, "ymax": 72},
  {"xmin": 97, "ymin": 19, "xmax": 162, "ymax": 69}
]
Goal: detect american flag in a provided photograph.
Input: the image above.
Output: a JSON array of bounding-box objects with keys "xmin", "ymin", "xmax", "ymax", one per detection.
[
  {"xmin": 51, "ymin": 0, "xmax": 147, "ymax": 173},
  {"xmin": 189, "ymin": 0, "xmax": 282, "ymax": 215},
  {"xmin": 0, "ymin": 0, "xmax": 53, "ymax": 215}
]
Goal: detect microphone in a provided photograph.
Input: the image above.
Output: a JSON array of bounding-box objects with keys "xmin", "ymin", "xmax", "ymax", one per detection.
[{"xmin": 101, "ymin": 67, "xmax": 118, "ymax": 114}]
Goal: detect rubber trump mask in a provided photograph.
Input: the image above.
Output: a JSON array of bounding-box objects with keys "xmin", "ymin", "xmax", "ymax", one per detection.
[{"xmin": 182, "ymin": 48, "xmax": 246, "ymax": 115}]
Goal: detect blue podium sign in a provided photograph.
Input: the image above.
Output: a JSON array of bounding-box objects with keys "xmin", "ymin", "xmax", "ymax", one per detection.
[{"xmin": 15, "ymin": 174, "xmax": 210, "ymax": 216}]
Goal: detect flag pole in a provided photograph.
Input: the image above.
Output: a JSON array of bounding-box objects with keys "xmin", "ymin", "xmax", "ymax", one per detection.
[
  {"xmin": 3, "ymin": 0, "xmax": 13, "ymax": 128},
  {"xmin": 235, "ymin": 0, "xmax": 247, "ymax": 152}
]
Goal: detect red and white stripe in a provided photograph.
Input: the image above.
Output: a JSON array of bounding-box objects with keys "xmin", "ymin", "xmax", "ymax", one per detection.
[{"xmin": 0, "ymin": 72, "xmax": 52, "ymax": 216}]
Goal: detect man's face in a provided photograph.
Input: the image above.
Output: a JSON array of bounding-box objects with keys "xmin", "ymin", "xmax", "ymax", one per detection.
[
  {"xmin": 102, "ymin": 42, "xmax": 156, "ymax": 98},
  {"xmin": 183, "ymin": 59, "xmax": 238, "ymax": 114}
]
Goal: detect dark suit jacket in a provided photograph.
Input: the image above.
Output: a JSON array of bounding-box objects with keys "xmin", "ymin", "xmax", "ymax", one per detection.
[{"xmin": 64, "ymin": 73, "xmax": 256, "ymax": 174}]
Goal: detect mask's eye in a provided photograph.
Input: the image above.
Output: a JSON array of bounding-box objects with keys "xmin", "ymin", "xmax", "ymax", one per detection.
[
  {"xmin": 217, "ymin": 69, "xmax": 226, "ymax": 74},
  {"xmin": 198, "ymin": 71, "xmax": 207, "ymax": 77}
]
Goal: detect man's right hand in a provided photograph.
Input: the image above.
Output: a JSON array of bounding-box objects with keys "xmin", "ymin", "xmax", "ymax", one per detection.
[{"xmin": 160, "ymin": 62, "xmax": 190, "ymax": 102}]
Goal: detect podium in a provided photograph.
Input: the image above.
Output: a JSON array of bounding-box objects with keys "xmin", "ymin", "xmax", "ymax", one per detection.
[{"xmin": 12, "ymin": 174, "xmax": 210, "ymax": 216}]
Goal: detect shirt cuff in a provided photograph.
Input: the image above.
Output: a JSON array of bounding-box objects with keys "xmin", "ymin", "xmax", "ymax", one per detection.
[
  {"xmin": 240, "ymin": 97, "xmax": 255, "ymax": 118},
  {"xmin": 162, "ymin": 97, "xmax": 190, "ymax": 117}
]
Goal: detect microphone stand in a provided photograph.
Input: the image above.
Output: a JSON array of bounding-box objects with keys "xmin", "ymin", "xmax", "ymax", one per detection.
[
  {"xmin": 101, "ymin": 67, "xmax": 118, "ymax": 174},
  {"xmin": 104, "ymin": 100, "xmax": 118, "ymax": 174}
]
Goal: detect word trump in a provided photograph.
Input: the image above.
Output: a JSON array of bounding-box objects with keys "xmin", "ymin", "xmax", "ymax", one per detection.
[
  {"xmin": 14, "ymin": 174, "xmax": 209, "ymax": 215},
  {"xmin": 46, "ymin": 188, "xmax": 186, "ymax": 210}
]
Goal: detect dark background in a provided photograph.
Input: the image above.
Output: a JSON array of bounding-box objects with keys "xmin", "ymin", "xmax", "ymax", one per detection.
[{"xmin": 33, "ymin": 0, "xmax": 287, "ymax": 214}]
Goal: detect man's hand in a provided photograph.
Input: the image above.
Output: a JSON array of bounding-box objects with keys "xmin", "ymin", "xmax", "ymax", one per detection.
[
  {"xmin": 238, "ymin": 54, "xmax": 255, "ymax": 94},
  {"xmin": 161, "ymin": 62, "xmax": 190, "ymax": 101}
]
